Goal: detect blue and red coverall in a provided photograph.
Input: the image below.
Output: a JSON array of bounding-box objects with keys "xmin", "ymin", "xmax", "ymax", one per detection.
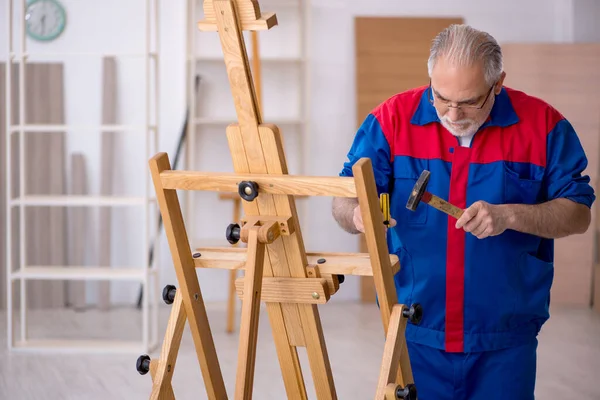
[{"xmin": 339, "ymin": 86, "xmax": 595, "ymax": 399}]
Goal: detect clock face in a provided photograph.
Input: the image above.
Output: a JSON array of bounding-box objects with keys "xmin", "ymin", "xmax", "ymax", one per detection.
[{"xmin": 25, "ymin": 0, "xmax": 66, "ymax": 42}]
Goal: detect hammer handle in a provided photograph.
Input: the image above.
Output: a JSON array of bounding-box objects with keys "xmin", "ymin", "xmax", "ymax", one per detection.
[{"xmin": 422, "ymin": 192, "xmax": 464, "ymax": 219}]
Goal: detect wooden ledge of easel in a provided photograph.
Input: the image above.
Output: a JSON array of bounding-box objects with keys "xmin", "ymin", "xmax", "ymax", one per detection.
[
  {"xmin": 234, "ymin": 277, "xmax": 331, "ymax": 304},
  {"xmin": 192, "ymin": 247, "xmax": 401, "ymax": 277}
]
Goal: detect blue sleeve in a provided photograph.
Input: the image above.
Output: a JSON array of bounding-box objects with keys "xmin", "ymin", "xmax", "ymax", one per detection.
[
  {"xmin": 339, "ymin": 113, "xmax": 392, "ymax": 195},
  {"xmin": 544, "ymin": 119, "xmax": 595, "ymax": 207}
]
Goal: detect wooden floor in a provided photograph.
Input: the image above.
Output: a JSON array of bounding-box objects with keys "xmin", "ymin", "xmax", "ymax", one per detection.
[{"xmin": 0, "ymin": 301, "xmax": 599, "ymax": 399}]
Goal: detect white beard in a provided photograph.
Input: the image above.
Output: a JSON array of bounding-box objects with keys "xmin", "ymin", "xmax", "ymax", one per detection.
[
  {"xmin": 436, "ymin": 97, "xmax": 495, "ymax": 139},
  {"xmin": 438, "ymin": 115, "xmax": 480, "ymax": 138}
]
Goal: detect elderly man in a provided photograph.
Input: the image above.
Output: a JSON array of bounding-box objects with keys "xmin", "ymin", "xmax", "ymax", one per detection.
[{"xmin": 332, "ymin": 24, "xmax": 595, "ymax": 399}]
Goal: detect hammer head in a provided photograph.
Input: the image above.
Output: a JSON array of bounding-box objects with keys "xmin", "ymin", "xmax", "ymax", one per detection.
[{"xmin": 406, "ymin": 170, "xmax": 431, "ymax": 211}]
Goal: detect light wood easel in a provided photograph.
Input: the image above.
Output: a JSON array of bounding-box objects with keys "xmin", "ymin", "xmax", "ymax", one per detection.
[{"xmin": 135, "ymin": 1, "xmax": 420, "ymax": 399}]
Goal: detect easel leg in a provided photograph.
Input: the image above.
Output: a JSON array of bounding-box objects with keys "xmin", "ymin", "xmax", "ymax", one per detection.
[
  {"xmin": 150, "ymin": 360, "xmax": 176, "ymax": 400},
  {"xmin": 235, "ymin": 227, "xmax": 266, "ymax": 399},
  {"xmin": 149, "ymin": 153, "xmax": 227, "ymax": 399},
  {"xmin": 265, "ymin": 304, "xmax": 308, "ymax": 399},
  {"xmin": 298, "ymin": 304, "xmax": 337, "ymax": 400},
  {"xmin": 150, "ymin": 289, "xmax": 187, "ymax": 400},
  {"xmin": 375, "ymin": 305, "xmax": 416, "ymax": 400},
  {"xmin": 353, "ymin": 159, "xmax": 415, "ymax": 388}
]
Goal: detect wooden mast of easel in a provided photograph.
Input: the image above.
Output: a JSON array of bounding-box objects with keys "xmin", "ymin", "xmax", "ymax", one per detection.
[
  {"xmin": 207, "ymin": 1, "xmax": 338, "ymax": 397},
  {"xmin": 224, "ymin": 29, "xmax": 262, "ymax": 335}
]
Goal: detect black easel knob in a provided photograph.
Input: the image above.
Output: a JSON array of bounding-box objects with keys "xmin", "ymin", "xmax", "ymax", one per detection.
[
  {"xmin": 136, "ymin": 354, "xmax": 151, "ymax": 375},
  {"xmin": 402, "ymin": 303, "xmax": 423, "ymax": 324},
  {"xmin": 226, "ymin": 223, "xmax": 241, "ymax": 244},
  {"xmin": 238, "ymin": 181, "xmax": 259, "ymax": 201},
  {"xmin": 162, "ymin": 285, "xmax": 176, "ymax": 305},
  {"xmin": 396, "ymin": 383, "xmax": 417, "ymax": 400}
]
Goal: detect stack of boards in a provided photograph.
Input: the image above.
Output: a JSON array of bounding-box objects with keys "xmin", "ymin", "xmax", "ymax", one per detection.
[{"xmin": 0, "ymin": 57, "xmax": 117, "ymax": 311}]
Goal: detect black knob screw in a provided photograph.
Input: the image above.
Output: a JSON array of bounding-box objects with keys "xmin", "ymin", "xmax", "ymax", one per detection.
[
  {"xmin": 402, "ymin": 303, "xmax": 423, "ymax": 324},
  {"xmin": 396, "ymin": 383, "xmax": 417, "ymax": 400},
  {"xmin": 136, "ymin": 354, "xmax": 151, "ymax": 375},
  {"xmin": 238, "ymin": 181, "xmax": 259, "ymax": 202},
  {"xmin": 226, "ymin": 223, "xmax": 241, "ymax": 244},
  {"xmin": 162, "ymin": 285, "xmax": 176, "ymax": 305}
]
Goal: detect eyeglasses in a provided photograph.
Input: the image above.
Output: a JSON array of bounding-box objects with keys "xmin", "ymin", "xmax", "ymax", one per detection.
[{"xmin": 428, "ymin": 80, "xmax": 495, "ymax": 111}]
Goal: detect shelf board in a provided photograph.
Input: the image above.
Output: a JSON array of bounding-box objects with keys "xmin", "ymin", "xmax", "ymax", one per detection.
[
  {"xmin": 9, "ymin": 124, "xmax": 156, "ymax": 133},
  {"xmin": 11, "ymin": 267, "xmax": 155, "ymax": 281},
  {"xmin": 13, "ymin": 51, "xmax": 158, "ymax": 59},
  {"xmin": 194, "ymin": 117, "xmax": 304, "ymax": 126},
  {"xmin": 11, "ymin": 339, "xmax": 148, "ymax": 354},
  {"xmin": 10, "ymin": 195, "xmax": 153, "ymax": 207},
  {"xmin": 191, "ymin": 55, "xmax": 304, "ymax": 64}
]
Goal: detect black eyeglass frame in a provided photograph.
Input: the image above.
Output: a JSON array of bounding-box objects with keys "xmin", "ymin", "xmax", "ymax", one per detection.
[{"xmin": 428, "ymin": 79, "xmax": 496, "ymax": 110}]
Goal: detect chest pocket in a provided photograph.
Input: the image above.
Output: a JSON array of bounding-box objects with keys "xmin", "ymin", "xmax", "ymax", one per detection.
[
  {"xmin": 391, "ymin": 161, "xmax": 429, "ymax": 225},
  {"xmin": 503, "ymin": 163, "xmax": 544, "ymax": 205}
]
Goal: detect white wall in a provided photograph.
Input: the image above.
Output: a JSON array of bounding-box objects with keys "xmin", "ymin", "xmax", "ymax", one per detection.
[{"xmin": 1, "ymin": 0, "xmax": 593, "ymax": 304}]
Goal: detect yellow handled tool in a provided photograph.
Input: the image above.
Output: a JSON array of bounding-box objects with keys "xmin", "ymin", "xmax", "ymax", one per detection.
[{"xmin": 380, "ymin": 193, "xmax": 391, "ymax": 226}]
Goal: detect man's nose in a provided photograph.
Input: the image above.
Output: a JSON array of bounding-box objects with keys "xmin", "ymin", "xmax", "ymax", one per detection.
[{"xmin": 447, "ymin": 107, "xmax": 462, "ymax": 121}]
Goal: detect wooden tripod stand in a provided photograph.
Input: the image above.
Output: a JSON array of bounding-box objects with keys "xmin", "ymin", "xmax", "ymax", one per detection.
[{"xmin": 135, "ymin": 1, "xmax": 421, "ymax": 399}]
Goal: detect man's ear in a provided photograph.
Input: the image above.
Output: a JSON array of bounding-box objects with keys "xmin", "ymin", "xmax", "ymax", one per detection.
[{"xmin": 495, "ymin": 71, "xmax": 506, "ymax": 94}]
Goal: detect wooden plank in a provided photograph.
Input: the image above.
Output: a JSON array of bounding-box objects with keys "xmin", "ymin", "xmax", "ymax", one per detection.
[
  {"xmin": 150, "ymin": 289, "xmax": 186, "ymax": 400},
  {"xmin": 24, "ymin": 62, "xmax": 47, "ymax": 310},
  {"xmin": 235, "ymin": 277, "xmax": 330, "ymax": 304},
  {"xmin": 149, "ymin": 153, "xmax": 227, "ymax": 399},
  {"xmin": 149, "ymin": 359, "xmax": 176, "ymax": 400},
  {"xmin": 199, "ymin": 0, "xmax": 277, "ymax": 32},
  {"xmin": 353, "ymin": 158, "xmax": 412, "ymax": 386},
  {"xmin": 355, "ymin": 16, "xmax": 464, "ymax": 303},
  {"xmin": 213, "ymin": 0, "xmax": 334, "ymax": 396},
  {"xmin": 234, "ymin": 227, "xmax": 265, "ymax": 399},
  {"xmin": 0, "ymin": 64, "xmax": 6, "ymax": 310},
  {"xmin": 160, "ymin": 170, "xmax": 357, "ymax": 197},
  {"xmin": 98, "ymin": 56, "xmax": 117, "ymax": 311},
  {"xmin": 502, "ymin": 43, "xmax": 600, "ymax": 306},
  {"xmin": 375, "ymin": 304, "xmax": 409, "ymax": 400},
  {"xmin": 192, "ymin": 247, "xmax": 401, "ymax": 276},
  {"xmin": 67, "ymin": 153, "xmax": 87, "ymax": 310},
  {"xmin": 46, "ymin": 63, "xmax": 67, "ymax": 308}
]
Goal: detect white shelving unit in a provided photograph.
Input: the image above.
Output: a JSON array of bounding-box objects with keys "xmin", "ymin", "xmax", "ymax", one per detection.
[
  {"xmin": 183, "ymin": 0, "xmax": 311, "ymax": 249},
  {"xmin": 4, "ymin": 0, "xmax": 160, "ymax": 353}
]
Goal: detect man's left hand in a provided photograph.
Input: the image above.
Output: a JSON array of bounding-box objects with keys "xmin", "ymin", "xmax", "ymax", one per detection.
[{"xmin": 455, "ymin": 201, "xmax": 510, "ymax": 239}]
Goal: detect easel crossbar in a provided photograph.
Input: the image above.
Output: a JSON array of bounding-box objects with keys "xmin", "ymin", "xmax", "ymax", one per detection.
[
  {"xmin": 159, "ymin": 167, "xmax": 357, "ymax": 197},
  {"xmin": 192, "ymin": 247, "xmax": 401, "ymax": 277}
]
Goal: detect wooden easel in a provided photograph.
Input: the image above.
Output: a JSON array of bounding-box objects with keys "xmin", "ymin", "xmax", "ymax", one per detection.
[{"xmin": 135, "ymin": 1, "xmax": 420, "ymax": 399}]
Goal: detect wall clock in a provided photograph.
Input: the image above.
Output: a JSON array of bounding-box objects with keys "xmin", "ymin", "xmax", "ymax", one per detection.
[{"xmin": 25, "ymin": 0, "xmax": 67, "ymax": 42}]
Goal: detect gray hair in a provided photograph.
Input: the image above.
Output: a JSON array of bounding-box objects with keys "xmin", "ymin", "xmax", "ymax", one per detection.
[{"xmin": 427, "ymin": 24, "xmax": 503, "ymax": 86}]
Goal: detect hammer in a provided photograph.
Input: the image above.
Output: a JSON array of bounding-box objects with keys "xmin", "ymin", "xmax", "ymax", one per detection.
[{"xmin": 406, "ymin": 170, "xmax": 464, "ymax": 219}]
